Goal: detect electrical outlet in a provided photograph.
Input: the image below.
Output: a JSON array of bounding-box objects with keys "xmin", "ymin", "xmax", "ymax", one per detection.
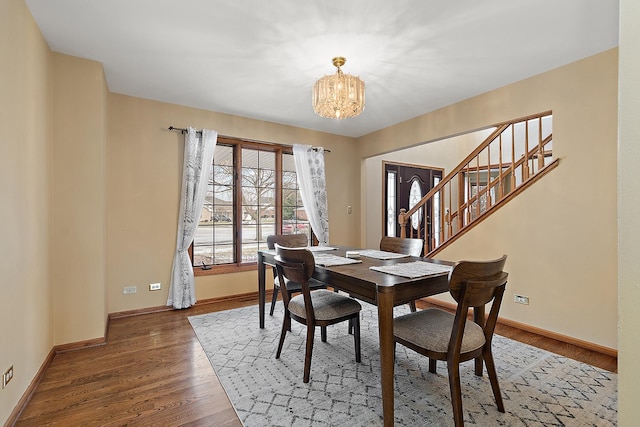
[
  {"xmin": 514, "ymin": 294, "xmax": 529, "ymax": 305},
  {"xmin": 149, "ymin": 282, "xmax": 161, "ymax": 291},
  {"xmin": 2, "ymin": 365, "xmax": 13, "ymax": 389},
  {"xmin": 123, "ymin": 286, "xmax": 137, "ymax": 295}
]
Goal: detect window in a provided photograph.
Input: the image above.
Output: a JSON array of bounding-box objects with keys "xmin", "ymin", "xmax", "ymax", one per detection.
[
  {"xmin": 386, "ymin": 170, "xmax": 397, "ymax": 237},
  {"xmin": 191, "ymin": 137, "xmax": 312, "ymax": 274}
]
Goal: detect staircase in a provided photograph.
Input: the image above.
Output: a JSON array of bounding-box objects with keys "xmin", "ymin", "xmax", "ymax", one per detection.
[{"xmin": 399, "ymin": 111, "xmax": 559, "ymax": 257}]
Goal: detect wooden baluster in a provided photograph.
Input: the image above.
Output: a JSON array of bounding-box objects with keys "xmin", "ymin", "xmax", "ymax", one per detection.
[
  {"xmin": 398, "ymin": 208, "xmax": 407, "ymax": 238},
  {"xmin": 465, "ymin": 162, "xmax": 471, "ymax": 226},
  {"xmin": 448, "ymin": 180, "xmax": 454, "ymax": 238},
  {"xmin": 487, "ymin": 140, "xmax": 491, "ymax": 210},
  {"xmin": 538, "ymin": 118, "xmax": 545, "ymax": 170},
  {"xmin": 524, "ymin": 119, "xmax": 530, "ymax": 180},
  {"xmin": 499, "ymin": 133, "xmax": 504, "ymax": 199},
  {"xmin": 456, "ymin": 174, "xmax": 462, "ymax": 234},
  {"xmin": 445, "ymin": 207, "xmax": 451, "ymax": 241},
  {"xmin": 475, "ymin": 155, "xmax": 480, "ymax": 220},
  {"xmin": 511, "ymin": 124, "xmax": 516, "ymax": 191},
  {"xmin": 425, "ymin": 209, "xmax": 429, "ymax": 251}
]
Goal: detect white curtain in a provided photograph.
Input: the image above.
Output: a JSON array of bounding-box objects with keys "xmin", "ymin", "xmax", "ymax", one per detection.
[
  {"xmin": 293, "ymin": 144, "xmax": 330, "ymax": 245},
  {"xmin": 167, "ymin": 128, "xmax": 217, "ymax": 309}
]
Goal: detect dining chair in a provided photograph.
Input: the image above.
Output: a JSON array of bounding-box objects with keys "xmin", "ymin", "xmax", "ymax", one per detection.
[
  {"xmin": 380, "ymin": 236, "xmax": 423, "ymax": 312},
  {"xmin": 393, "ymin": 255, "xmax": 508, "ymax": 427},
  {"xmin": 379, "ymin": 236, "xmax": 423, "ymax": 257},
  {"xmin": 267, "ymin": 234, "xmax": 327, "ymax": 316},
  {"xmin": 274, "ymin": 244, "xmax": 362, "ymax": 383}
]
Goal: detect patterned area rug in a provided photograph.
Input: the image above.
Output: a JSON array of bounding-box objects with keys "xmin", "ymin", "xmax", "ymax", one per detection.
[{"xmin": 188, "ymin": 304, "xmax": 617, "ymax": 426}]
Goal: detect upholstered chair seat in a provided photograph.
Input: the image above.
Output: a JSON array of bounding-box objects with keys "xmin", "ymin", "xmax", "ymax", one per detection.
[
  {"xmin": 394, "ymin": 308, "xmax": 485, "ymax": 354},
  {"xmin": 288, "ymin": 289, "xmax": 362, "ymax": 321}
]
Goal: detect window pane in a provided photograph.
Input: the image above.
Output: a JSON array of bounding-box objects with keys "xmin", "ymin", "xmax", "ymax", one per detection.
[
  {"xmin": 200, "ymin": 144, "xmax": 236, "ymax": 265},
  {"xmin": 282, "ymin": 170, "xmax": 297, "ymax": 189},
  {"xmin": 387, "ymin": 171, "xmax": 396, "ymax": 237},
  {"xmin": 241, "ymin": 149, "xmax": 276, "ymax": 259},
  {"xmin": 281, "ymin": 153, "xmax": 311, "ymax": 244}
]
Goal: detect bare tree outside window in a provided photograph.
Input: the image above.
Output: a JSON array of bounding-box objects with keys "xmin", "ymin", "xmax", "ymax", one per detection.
[
  {"xmin": 241, "ymin": 149, "xmax": 276, "ymax": 261},
  {"xmin": 191, "ymin": 139, "xmax": 312, "ymax": 273},
  {"xmin": 282, "ymin": 152, "xmax": 310, "ymax": 239}
]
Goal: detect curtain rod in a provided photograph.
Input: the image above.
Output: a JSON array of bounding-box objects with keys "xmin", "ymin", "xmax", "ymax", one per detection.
[{"xmin": 167, "ymin": 126, "xmax": 330, "ymax": 152}]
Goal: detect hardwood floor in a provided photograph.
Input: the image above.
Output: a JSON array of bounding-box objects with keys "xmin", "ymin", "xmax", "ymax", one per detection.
[{"xmin": 12, "ymin": 295, "xmax": 616, "ymax": 426}]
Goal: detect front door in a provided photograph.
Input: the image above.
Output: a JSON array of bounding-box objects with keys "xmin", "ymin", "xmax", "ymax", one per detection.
[{"xmin": 384, "ymin": 162, "xmax": 443, "ymax": 252}]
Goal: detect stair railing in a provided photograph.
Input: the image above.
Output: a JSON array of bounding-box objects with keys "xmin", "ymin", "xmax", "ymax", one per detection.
[{"xmin": 399, "ymin": 111, "xmax": 558, "ymax": 256}]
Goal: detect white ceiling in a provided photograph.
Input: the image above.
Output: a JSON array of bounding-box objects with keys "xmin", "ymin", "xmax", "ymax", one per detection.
[{"xmin": 25, "ymin": 0, "xmax": 619, "ymax": 138}]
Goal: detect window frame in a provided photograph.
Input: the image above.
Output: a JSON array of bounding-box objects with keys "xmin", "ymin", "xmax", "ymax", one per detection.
[{"xmin": 190, "ymin": 136, "xmax": 310, "ymax": 276}]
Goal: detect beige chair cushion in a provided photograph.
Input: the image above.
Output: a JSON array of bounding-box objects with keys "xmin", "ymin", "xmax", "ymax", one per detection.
[
  {"xmin": 273, "ymin": 276, "xmax": 327, "ymax": 289},
  {"xmin": 274, "ymin": 276, "xmax": 325, "ymax": 291},
  {"xmin": 393, "ymin": 308, "xmax": 485, "ymax": 353},
  {"xmin": 288, "ymin": 289, "xmax": 361, "ymax": 321}
]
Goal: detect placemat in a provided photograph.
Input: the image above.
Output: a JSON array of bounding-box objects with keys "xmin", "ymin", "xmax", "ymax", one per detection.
[
  {"xmin": 307, "ymin": 246, "xmax": 337, "ymax": 252},
  {"xmin": 359, "ymin": 249, "xmax": 410, "ymax": 260},
  {"xmin": 313, "ymin": 253, "xmax": 363, "ymax": 266},
  {"xmin": 370, "ymin": 261, "xmax": 452, "ymax": 278}
]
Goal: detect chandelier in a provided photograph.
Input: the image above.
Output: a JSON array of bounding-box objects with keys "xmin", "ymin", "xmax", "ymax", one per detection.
[{"xmin": 312, "ymin": 57, "xmax": 365, "ymax": 119}]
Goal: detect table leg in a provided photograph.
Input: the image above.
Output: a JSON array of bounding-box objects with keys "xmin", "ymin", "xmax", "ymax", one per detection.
[
  {"xmin": 377, "ymin": 287, "xmax": 395, "ymax": 427},
  {"xmin": 258, "ymin": 253, "xmax": 266, "ymax": 329},
  {"xmin": 474, "ymin": 305, "xmax": 485, "ymax": 375}
]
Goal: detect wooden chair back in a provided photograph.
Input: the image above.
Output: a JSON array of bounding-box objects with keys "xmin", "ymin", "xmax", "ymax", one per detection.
[
  {"xmin": 267, "ymin": 234, "xmax": 325, "ymax": 316},
  {"xmin": 274, "ymin": 244, "xmax": 315, "ymax": 283},
  {"xmin": 274, "ymin": 244, "xmax": 316, "ymax": 321},
  {"xmin": 449, "ymin": 255, "xmax": 508, "ymax": 308},
  {"xmin": 380, "ymin": 236, "xmax": 423, "ymax": 257},
  {"xmin": 449, "ymin": 255, "xmax": 508, "ymax": 357},
  {"xmin": 267, "ymin": 233, "xmax": 308, "ymax": 250},
  {"xmin": 267, "ymin": 233, "xmax": 309, "ymax": 284}
]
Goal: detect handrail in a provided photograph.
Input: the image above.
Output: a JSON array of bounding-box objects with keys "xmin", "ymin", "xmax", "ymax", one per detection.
[
  {"xmin": 398, "ymin": 112, "xmax": 555, "ymax": 255},
  {"xmin": 399, "ymin": 124, "xmax": 510, "ymax": 232}
]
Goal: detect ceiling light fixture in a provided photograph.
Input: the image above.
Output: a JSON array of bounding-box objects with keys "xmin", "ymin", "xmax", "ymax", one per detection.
[{"xmin": 312, "ymin": 57, "xmax": 365, "ymax": 119}]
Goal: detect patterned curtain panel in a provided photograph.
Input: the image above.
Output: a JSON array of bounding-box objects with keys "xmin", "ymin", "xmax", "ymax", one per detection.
[
  {"xmin": 293, "ymin": 144, "xmax": 329, "ymax": 245},
  {"xmin": 167, "ymin": 128, "xmax": 217, "ymax": 309}
]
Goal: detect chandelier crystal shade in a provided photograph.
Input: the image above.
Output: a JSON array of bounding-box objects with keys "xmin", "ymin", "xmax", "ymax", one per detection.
[{"xmin": 312, "ymin": 57, "xmax": 365, "ymax": 119}]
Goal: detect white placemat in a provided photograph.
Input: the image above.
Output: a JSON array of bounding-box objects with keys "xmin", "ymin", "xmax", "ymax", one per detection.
[
  {"xmin": 306, "ymin": 246, "xmax": 337, "ymax": 252},
  {"xmin": 358, "ymin": 249, "xmax": 410, "ymax": 260},
  {"xmin": 370, "ymin": 261, "xmax": 453, "ymax": 278},
  {"xmin": 313, "ymin": 253, "xmax": 363, "ymax": 266}
]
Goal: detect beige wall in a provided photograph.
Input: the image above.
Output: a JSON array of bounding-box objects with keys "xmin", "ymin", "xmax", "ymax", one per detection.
[
  {"xmin": 106, "ymin": 95, "xmax": 361, "ymax": 313},
  {"xmin": 618, "ymin": 0, "xmax": 640, "ymax": 424},
  {"xmin": 0, "ymin": 0, "xmax": 53, "ymax": 420},
  {"xmin": 359, "ymin": 49, "xmax": 619, "ymax": 350},
  {"xmin": 52, "ymin": 53, "xmax": 108, "ymax": 344}
]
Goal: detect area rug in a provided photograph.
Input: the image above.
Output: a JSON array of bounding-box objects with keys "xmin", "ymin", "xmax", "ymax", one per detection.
[{"xmin": 188, "ymin": 304, "xmax": 617, "ymax": 426}]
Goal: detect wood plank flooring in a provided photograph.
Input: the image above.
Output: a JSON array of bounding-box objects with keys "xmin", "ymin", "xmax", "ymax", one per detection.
[{"xmin": 12, "ymin": 295, "xmax": 616, "ymax": 426}]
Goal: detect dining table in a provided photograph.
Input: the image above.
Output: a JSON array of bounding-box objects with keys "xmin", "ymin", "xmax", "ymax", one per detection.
[{"xmin": 257, "ymin": 245, "xmax": 483, "ymax": 427}]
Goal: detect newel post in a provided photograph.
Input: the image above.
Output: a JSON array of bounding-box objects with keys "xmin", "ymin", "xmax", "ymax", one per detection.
[{"xmin": 398, "ymin": 208, "xmax": 407, "ymax": 238}]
